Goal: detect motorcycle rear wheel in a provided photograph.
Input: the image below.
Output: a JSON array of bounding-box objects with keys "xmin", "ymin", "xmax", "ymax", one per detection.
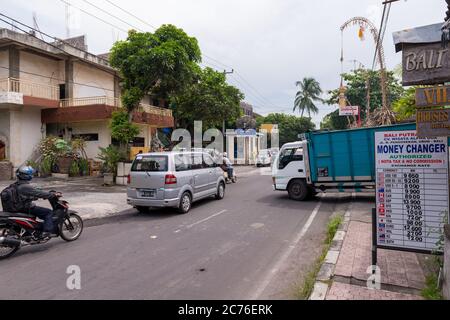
[
  {"xmin": 0, "ymin": 228, "xmax": 20, "ymax": 260},
  {"xmin": 59, "ymin": 213, "xmax": 83, "ymax": 242}
]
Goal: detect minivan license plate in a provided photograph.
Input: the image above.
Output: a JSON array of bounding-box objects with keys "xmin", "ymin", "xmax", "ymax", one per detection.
[{"xmin": 140, "ymin": 190, "xmax": 155, "ymax": 198}]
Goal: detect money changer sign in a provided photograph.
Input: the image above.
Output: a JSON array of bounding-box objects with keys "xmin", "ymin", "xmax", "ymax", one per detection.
[{"xmin": 375, "ymin": 131, "xmax": 449, "ymax": 252}]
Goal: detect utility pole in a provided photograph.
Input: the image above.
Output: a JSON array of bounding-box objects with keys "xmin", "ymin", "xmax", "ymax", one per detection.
[
  {"xmin": 446, "ymin": 0, "xmax": 450, "ymax": 21},
  {"xmin": 65, "ymin": 0, "xmax": 71, "ymax": 39},
  {"xmin": 222, "ymin": 69, "xmax": 234, "ymax": 141}
]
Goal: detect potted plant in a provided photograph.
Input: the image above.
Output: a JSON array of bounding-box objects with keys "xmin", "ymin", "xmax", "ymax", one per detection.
[
  {"xmin": 97, "ymin": 145, "xmax": 122, "ymax": 185},
  {"xmin": 78, "ymin": 158, "xmax": 90, "ymax": 176},
  {"xmin": 39, "ymin": 156, "xmax": 53, "ymax": 178},
  {"xmin": 69, "ymin": 160, "xmax": 80, "ymax": 177},
  {"xmin": 54, "ymin": 139, "xmax": 73, "ymax": 175},
  {"xmin": 109, "ymin": 110, "xmax": 140, "ymax": 185}
]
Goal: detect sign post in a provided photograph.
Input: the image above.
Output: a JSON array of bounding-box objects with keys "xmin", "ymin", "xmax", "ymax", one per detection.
[{"xmin": 375, "ymin": 130, "xmax": 449, "ymax": 253}]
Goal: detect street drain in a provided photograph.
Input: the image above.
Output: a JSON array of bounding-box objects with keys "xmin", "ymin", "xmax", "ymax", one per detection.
[{"xmin": 198, "ymin": 268, "xmax": 206, "ymax": 272}]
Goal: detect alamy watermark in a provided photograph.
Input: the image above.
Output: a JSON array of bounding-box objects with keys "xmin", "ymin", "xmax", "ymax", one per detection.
[
  {"xmin": 66, "ymin": 265, "xmax": 81, "ymax": 290},
  {"xmin": 167, "ymin": 121, "xmax": 279, "ymax": 169}
]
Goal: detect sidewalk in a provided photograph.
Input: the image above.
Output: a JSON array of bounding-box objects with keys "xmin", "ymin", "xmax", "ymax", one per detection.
[
  {"xmin": 311, "ymin": 194, "xmax": 429, "ymax": 300},
  {"xmin": 0, "ymin": 177, "xmax": 130, "ymax": 220}
]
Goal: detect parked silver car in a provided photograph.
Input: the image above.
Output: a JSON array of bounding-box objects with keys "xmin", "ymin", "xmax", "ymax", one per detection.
[{"xmin": 127, "ymin": 151, "xmax": 226, "ymax": 214}]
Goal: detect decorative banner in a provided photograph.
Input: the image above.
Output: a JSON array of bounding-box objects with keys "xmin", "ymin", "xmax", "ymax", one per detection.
[
  {"xmin": 375, "ymin": 131, "xmax": 449, "ymax": 253},
  {"xmin": 339, "ymin": 105, "xmax": 359, "ymax": 116},
  {"xmin": 416, "ymin": 85, "xmax": 450, "ymax": 108},
  {"xmin": 416, "ymin": 108, "xmax": 450, "ymax": 138}
]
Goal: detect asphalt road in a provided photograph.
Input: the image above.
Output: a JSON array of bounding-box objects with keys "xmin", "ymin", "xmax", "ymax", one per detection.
[{"xmin": 0, "ymin": 169, "xmax": 343, "ymax": 300}]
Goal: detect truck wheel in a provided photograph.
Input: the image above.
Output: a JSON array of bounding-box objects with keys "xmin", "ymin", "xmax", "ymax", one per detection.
[{"xmin": 288, "ymin": 179, "xmax": 309, "ymax": 201}]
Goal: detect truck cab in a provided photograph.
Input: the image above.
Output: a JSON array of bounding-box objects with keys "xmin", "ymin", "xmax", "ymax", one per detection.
[{"xmin": 272, "ymin": 141, "xmax": 312, "ymax": 200}]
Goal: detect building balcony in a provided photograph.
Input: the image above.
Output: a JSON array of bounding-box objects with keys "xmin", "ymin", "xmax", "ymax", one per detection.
[
  {"xmin": 43, "ymin": 96, "xmax": 174, "ymax": 128},
  {"xmin": 0, "ymin": 77, "xmax": 59, "ymax": 108}
]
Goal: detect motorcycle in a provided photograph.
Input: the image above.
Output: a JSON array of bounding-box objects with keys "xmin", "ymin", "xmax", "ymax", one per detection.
[
  {"xmin": 0, "ymin": 192, "xmax": 83, "ymax": 259},
  {"xmin": 224, "ymin": 171, "xmax": 237, "ymax": 184}
]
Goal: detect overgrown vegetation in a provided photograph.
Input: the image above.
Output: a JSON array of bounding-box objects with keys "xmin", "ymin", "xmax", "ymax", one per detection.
[
  {"xmin": 420, "ymin": 215, "xmax": 447, "ymax": 300},
  {"xmin": 295, "ymin": 214, "xmax": 343, "ymax": 299},
  {"xmin": 421, "ymin": 273, "xmax": 443, "ymax": 300}
]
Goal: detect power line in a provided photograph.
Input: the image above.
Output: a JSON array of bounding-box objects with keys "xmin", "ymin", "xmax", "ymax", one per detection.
[
  {"xmin": 104, "ymin": 0, "xmax": 157, "ymax": 30},
  {"xmin": 234, "ymin": 71, "xmax": 278, "ymax": 108},
  {"xmin": 0, "ymin": 65, "xmax": 115, "ymax": 93},
  {"xmin": 52, "ymin": 0, "xmax": 278, "ymax": 113},
  {"xmin": 59, "ymin": 0, "xmax": 128, "ymax": 34},
  {"xmin": 80, "ymin": 0, "xmax": 142, "ymax": 32},
  {"xmin": 92, "ymin": 0, "xmax": 278, "ymax": 110},
  {"xmin": 0, "ymin": 12, "xmax": 110, "ymax": 65},
  {"xmin": 0, "ymin": 13, "xmax": 115, "ymax": 92},
  {"xmin": 371, "ymin": 2, "xmax": 391, "ymax": 70}
]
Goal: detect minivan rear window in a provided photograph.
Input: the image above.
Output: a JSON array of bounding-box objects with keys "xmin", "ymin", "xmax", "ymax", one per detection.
[{"xmin": 131, "ymin": 156, "xmax": 168, "ymax": 172}]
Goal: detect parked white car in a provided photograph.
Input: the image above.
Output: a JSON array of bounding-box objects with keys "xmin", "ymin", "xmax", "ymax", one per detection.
[{"xmin": 256, "ymin": 149, "xmax": 272, "ymax": 167}]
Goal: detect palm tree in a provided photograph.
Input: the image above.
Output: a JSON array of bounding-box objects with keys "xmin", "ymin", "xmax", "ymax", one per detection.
[{"xmin": 294, "ymin": 77, "xmax": 323, "ymax": 117}]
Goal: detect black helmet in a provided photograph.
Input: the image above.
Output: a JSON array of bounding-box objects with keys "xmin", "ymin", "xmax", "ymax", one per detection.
[{"xmin": 16, "ymin": 166, "xmax": 35, "ymax": 181}]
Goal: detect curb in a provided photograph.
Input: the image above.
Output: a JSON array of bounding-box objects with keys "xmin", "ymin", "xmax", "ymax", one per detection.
[{"xmin": 309, "ymin": 201, "xmax": 352, "ymax": 300}]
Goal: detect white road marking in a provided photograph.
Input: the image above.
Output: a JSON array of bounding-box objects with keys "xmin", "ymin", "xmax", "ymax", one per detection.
[
  {"xmin": 185, "ymin": 210, "xmax": 228, "ymax": 229},
  {"xmin": 249, "ymin": 200, "xmax": 323, "ymax": 300}
]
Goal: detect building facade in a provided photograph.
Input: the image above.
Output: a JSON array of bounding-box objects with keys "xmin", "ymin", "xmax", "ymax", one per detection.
[{"xmin": 0, "ymin": 29, "xmax": 174, "ymax": 173}]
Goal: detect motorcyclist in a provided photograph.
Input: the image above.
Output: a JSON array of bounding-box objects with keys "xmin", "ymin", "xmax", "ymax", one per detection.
[
  {"xmin": 221, "ymin": 153, "xmax": 234, "ymax": 181},
  {"xmin": 15, "ymin": 166, "xmax": 60, "ymax": 238}
]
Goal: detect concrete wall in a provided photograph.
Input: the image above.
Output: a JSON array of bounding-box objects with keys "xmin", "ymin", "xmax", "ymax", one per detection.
[
  {"xmin": 136, "ymin": 124, "xmax": 151, "ymax": 147},
  {"xmin": 20, "ymin": 50, "xmax": 63, "ymax": 87},
  {"xmin": 73, "ymin": 61, "xmax": 115, "ymax": 98},
  {"xmin": 8, "ymin": 107, "xmax": 43, "ymax": 169},
  {"xmin": 69, "ymin": 120, "xmax": 111, "ymax": 159},
  {"xmin": 0, "ymin": 49, "xmax": 8, "ymax": 79},
  {"xmin": 0, "ymin": 109, "xmax": 10, "ymax": 159}
]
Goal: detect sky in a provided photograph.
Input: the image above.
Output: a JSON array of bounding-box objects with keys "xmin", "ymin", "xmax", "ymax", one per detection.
[{"xmin": 1, "ymin": 0, "xmax": 446, "ymax": 127}]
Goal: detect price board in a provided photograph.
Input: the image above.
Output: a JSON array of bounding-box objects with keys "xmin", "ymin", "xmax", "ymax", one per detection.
[{"xmin": 375, "ymin": 131, "xmax": 449, "ymax": 253}]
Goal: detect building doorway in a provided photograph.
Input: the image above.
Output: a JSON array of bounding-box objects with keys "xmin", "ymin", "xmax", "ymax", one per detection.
[{"xmin": 0, "ymin": 140, "xmax": 6, "ymax": 160}]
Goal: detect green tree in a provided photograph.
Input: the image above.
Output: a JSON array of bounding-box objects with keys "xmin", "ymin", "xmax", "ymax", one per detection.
[
  {"xmin": 392, "ymin": 87, "xmax": 416, "ymax": 122},
  {"xmin": 320, "ymin": 110, "xmax": 348, "ymax": 130},
  {"xmin": 171, "ymin": 67, "xmax": 244, "ymax": 131},
  {"xmin": 324, "ymin": 69, "xmax": 404, "ymax": 130},
  {"xmin": 259, "ymin": 113, "xmax": 315, "ymax": 146},
  {"xmin": 110, "ymin": 110, "xmax": 140, "ymax": 157},
  {"xmin": 294, "ymin": 77, "xmax": 323, "ymax": 117},
  {"xmin": 110, "ymin": 25, "xmax": 201, "ymax": 114}
]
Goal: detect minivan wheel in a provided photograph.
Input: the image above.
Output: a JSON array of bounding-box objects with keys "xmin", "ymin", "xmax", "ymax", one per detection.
[
  {"xmin": 288, "ymin": 179, "xmax": 309, "ymax": 201},
  {"xmin": 216, "ymin": 182, "xmax": 225, "ymax": 200},
  {"xmin": 178, "ymin": 192, "xmax": 192, "ymax": 214}
]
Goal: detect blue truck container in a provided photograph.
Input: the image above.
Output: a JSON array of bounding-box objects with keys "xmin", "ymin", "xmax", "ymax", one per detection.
[{"xmin": 306, "ymin": 123, "xmax": 416, "ymax": 184}]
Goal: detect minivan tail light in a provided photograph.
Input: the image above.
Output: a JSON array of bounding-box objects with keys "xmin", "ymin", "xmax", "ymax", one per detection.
[
  {"xmin": 165, "ymin": 174, "xmax": 177, "ymax": 185},
  {"xmin": 127, "ymin": 174, "xmax": 131, "ymax": 184}
]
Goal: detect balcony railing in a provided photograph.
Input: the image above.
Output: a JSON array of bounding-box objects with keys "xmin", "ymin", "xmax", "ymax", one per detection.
[
  {"xmin": 59, "ymin": 96, "xmax": 173, "ymax": 117},
  {"xmin": 0, "ymin": 77, "xmax": 59, "ymax": 101}
]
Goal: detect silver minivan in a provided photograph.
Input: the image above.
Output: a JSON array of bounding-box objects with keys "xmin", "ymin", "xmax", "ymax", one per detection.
[{"xmin": 127, "ymin": 151, "xmax": 226, "ymax": 213}]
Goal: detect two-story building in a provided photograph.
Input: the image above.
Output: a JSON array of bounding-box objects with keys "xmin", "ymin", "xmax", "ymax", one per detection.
[{"xmin": 0, "ymin": 29, "xmax": 174, "ymax": 173}]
